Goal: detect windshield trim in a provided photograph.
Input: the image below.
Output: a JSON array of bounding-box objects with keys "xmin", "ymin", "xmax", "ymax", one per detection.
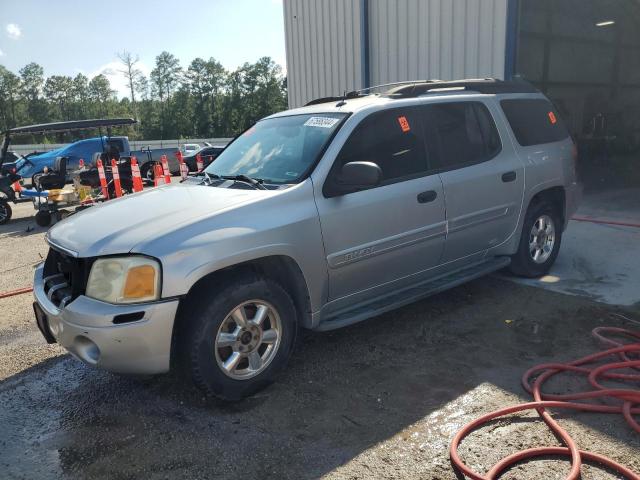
[{"xmin": 205, "ymin": 112, "xmax": 351, "ymax": 185}]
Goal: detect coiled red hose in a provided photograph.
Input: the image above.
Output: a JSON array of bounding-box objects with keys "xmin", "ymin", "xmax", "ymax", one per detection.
[{"xmin": 450, "ymin": 326, "xmax": 640, "ymax": 479}]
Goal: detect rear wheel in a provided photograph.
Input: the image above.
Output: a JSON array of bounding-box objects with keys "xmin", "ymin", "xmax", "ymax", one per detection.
[
  {"xmin": 35, "ymin": 210, "xmax": 52, "ymax": 227},
  {"xmin": 0, "ymin": 201, "xmax": 12, "ymax": 225},
  {"xmin": 509, "ymin": 200, "xmax": 562, "ymax": 278},
  {"xmin": 140, "ymin": 163, "xmax": 154, "ymax": 184},
  {"xmin": 180, "ymin": 274, "xmax": 297, "ymax": 401}
]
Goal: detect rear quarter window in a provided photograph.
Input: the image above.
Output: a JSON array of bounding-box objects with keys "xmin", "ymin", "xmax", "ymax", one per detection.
[{"xmin": 500, "ymin": 99, "xmax": 569, "ymax": 147}]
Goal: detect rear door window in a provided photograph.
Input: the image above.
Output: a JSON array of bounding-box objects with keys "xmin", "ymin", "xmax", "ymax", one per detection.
[
  {"xmin": 500, "ymin": 98, "xmax": 570, "ymax": 146},
  {"xmin": 334, "ymin": 108, "xmax": 428, "ymax": 184},
  {"xmin": 422, "ymin": 102, "xmax": 502, "ymax": 171}
]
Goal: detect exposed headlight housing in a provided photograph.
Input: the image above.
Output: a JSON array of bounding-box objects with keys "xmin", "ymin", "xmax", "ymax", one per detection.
[{"xmin": 86, "ymin": 256, "xmax": 161, "ymax": 304}]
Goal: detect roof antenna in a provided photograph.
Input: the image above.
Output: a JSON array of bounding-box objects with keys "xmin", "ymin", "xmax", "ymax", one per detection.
[{"xmin": 336, "ymin": 90, "xmax": 348, "ymax": 107}]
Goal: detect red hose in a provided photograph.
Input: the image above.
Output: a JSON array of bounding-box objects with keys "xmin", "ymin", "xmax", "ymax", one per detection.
[
  {"xmin": 572, "ymin": 216, "xmax": 640, "ymax": 228},
  {"xmin": 450, "ymin": 327, "xmax": 640, "ymax": 479},
  {"xmin": 0, "ymin": 286, "xmax": 33, "ymax": 299}
]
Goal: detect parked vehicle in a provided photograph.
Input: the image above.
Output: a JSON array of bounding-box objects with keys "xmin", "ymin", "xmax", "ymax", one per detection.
[
  {"xmin": 1, "ymin": 120, "xmax": 183, "ymax": 187},
  {"xmin": 181, "ymin": 143, "xmax": 201, "ymax": 155},
  {"xmin": 33, "ymin": 79, "xmax": 581, "ymax": 400},
  {"xmin": 183, "ymin": 145, "xmax": 226, "ymax": 172},
  {"xmin": 0, "ymin": 118, "xmax": 137, "ymax": 225},
  {"xmin": 4, "ymin": 135, "xmax": 131, "ymax": 185},
  {"xmin": 132, "ymin": 146, "xmax": 182, "ymax": 182}
]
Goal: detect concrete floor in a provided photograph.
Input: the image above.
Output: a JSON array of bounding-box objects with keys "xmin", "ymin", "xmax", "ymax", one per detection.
[{"xmin": 507, "ymin": 188, "xmax": 640, "ymax": 307}]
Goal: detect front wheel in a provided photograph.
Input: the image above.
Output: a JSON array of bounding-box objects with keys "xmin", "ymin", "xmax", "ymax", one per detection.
[
  {"xmin": 0, "ymin": 201, "xmax": 12, "ymax": 225},
  {"xmin": 509, "ymin": 200, "xmax": 562, "ymax": 278},
  {"xmin": 180, "ymin": 275, "xmax": 298, "ymax": 401}
]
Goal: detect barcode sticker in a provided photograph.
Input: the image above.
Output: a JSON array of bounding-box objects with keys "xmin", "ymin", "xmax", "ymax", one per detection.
[{"xmin": 304, "ymin": 117, "xmax": 340, "ymax": 128}]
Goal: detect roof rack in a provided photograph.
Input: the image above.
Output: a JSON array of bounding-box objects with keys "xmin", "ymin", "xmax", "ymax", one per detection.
[
  {"xmin": 305, "ymin": 91, "xmax": 364, "ymax": 106},
  {"xmin": 304, "ymin": 81, "xmax": 432, "ymax": 106},
  {"xmin": 304, "ymin": 78, "xmax": 538, "ymax": 106},
  {"xmin": 385, "ymin": 78, "xmax": 539, "ymax": 97}
]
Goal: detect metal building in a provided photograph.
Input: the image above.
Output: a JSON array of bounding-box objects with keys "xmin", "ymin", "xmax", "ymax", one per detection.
[
  {"xmin": 283, "ymin": 0, "xmax": 512, "ymax": 108},
  {"xmin": 283, "ymin": 0, "xmax": 640, "ymax": 193}
]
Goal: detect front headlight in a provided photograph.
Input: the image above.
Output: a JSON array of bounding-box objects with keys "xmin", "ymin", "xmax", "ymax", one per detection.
[{"xmin": 86, "ymin": 256, "xmax": 161, "ymax": 304}]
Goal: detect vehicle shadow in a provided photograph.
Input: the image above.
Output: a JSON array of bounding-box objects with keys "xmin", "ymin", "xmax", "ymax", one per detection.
[
  {"xmin": 1, "ymin": 278, "xmax": 638, "ymax": 479},
  {"xmin": 0, "ymin": 214, "xmax": 47, "ymax": 238}
]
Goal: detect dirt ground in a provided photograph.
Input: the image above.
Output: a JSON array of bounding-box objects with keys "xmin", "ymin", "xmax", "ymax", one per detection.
[{"xmin": 1, "ymin": 205, "xmax": 639, "ymax": 479}]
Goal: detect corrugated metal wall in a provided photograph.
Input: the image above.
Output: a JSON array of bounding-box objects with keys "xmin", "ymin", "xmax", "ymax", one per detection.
[
  {"xmin": 369, "ymin": 0, "xmax": 508, "ymax": 86},
  {"xmin": 283, "ymin": 0, "xmax": 509, "ymax": 107},
  {"xmin": 284, "ymin": 0, "xmax": 363, "ymax": 108}
]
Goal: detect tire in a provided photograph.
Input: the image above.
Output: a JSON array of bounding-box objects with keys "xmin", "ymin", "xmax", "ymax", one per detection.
[
  {"xmin": 0, "ymin": 201, "xmax": 11, "ymax": 225},
  {"xmin": 180, "ymin": 274, "xmax": 298, "ymax": 401},
  {"xmin": 35, "ymin": 210, "xmax": 52, "ymax": 227},
  {"xmin": 509, "ymin": 200, "xmax": 562, "ymax": 278},
  {"xmin": 140, "ymin": 163, "xmax": 154, "ymax": 184}
]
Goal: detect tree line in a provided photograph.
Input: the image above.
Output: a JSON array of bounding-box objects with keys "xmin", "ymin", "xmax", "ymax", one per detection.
[{"xmin": 0, "ymin": 51, "xmax": 288, "ymax": 143}]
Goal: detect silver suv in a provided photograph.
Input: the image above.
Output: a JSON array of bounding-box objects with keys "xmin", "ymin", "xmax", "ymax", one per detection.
[{"xmin": 33, "ymin": 80, "xmax": 581, "ymax": 400}]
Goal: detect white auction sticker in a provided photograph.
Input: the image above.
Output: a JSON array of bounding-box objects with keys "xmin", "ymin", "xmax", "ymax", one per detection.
[{"xmin": 304, "ymin": 116, "xmax": 340, "ymax": 128}]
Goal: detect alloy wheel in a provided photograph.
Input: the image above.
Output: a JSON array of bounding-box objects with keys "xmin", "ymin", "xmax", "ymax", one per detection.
[
  {"xmin": 529, "ymin": 214, "xmax": 556, "ymax": 264},
  {"xmin": 214, "ymin": 300, "xmax": 282, "ymax": 380}
]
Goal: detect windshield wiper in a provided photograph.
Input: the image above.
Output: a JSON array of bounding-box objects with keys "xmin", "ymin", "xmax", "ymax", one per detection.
[
  {"xmin": 220, "ymin": 174, "xmax": 267, "ymax": 190},
  {"xmin": 192, "ymin": 171, "xmax": 220, "ymax": 185}
]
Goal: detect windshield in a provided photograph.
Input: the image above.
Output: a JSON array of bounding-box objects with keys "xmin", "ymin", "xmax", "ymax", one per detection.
[{"xmin": 205, "ymin": 113, "xmax": 347, "ymax": 184}]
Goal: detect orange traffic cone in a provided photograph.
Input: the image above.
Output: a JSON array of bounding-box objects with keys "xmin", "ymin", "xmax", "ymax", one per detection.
[
  {"xmin": 176, "ymin": 151, "xmax": 188, "ymax": 180},
  {"xmin": 96, "ymin": 159, "xmax": 109, "ymax": 199},
  {"xmin": 160, "ymin": 155, "xmax": 171, "ymax": 184},
  {"xmin": 130, "ymin": 157, "xmax": 144, "ymax": 192},
  {"xmin": 111, "ymin": 159, "xmax": 123, "ymax": 198},
  {"xmin": 154, "ymin": 164, "xmax": 165, "ymax": 187}
]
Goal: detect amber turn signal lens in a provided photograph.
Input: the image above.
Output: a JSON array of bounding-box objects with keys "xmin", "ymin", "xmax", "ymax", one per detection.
[{"xmin": 123, "ymin": 265, "xmax": 156, "ymax": 299}]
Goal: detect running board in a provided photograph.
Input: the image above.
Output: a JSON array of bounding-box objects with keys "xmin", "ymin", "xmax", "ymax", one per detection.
[{"xmin": 316, "ymin": 256, "xmax": 511, "ymax": 332}]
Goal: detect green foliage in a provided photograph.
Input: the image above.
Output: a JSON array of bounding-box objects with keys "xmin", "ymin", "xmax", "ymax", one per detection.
[{"xmin": 0, "ymin": 53, "xmax": 288, "ymax": 143}]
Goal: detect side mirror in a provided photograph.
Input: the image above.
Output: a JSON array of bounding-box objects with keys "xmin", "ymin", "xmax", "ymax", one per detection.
[{"xmin": 327, "ymin": 161, "xmax": 382, "ymax": 197}]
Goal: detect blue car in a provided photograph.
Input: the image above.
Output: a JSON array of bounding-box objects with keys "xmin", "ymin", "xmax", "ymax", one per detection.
[{"xmin": 5, "ymin": 135, "xmax": 132, "ymax": 184}]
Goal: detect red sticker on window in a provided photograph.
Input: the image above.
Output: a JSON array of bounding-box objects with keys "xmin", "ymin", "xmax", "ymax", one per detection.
[
  {"xmin": 398, "ymin": 116, "xmax": 411, "ymax": 132},
  {"xmin": 548, "ymin": 111, "xmax": 557, "ymax": 124}
]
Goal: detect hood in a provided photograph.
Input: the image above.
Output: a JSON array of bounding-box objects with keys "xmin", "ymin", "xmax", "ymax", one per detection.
[{"xmin": 47, "ymin": 183, "xmax": 266, "ymax": 257}]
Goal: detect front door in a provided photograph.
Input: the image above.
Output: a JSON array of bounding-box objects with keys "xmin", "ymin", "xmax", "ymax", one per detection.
[{"xmin": 313, "ymin": 107, "xmax": 447, "ymax": 307}]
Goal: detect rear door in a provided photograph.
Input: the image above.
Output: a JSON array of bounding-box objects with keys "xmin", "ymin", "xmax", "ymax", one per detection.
[
  {"xmin": 314, "ymin": 107, "xmax": 447, "ymax": 305},
  {"xmin": 421, "ymin": 100, "xmax": 525, "ymax": 263}
]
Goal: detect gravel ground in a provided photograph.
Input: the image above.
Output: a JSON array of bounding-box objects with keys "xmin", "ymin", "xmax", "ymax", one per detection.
[{"xmin": 0, "ymin": 203, "xmax": 639, "ymax": 479}]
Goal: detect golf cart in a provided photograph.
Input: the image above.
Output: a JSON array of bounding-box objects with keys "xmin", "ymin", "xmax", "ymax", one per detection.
[{"xmin": 0, "ymin": 118, "xmax": 137, "ymax": 226}]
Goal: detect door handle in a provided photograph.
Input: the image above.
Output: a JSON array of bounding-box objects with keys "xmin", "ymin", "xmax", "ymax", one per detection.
[
  {"xmin": 417, "ymin": 190, "xmax": 438, "ymax": 204},
  {"xmin": 502, "ymin": 171, "xmax": 517, "ymax": 183}
]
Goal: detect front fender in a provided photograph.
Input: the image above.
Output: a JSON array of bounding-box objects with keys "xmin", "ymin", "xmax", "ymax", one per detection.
[{"xmin": 145, "ymin": 182, "xmax": 329, "ymax": 314}]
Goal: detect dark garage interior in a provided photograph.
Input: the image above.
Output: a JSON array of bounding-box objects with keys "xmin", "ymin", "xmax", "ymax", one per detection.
[{"xmin": 517, "ymin": 0, "xmax": 640, "ymax": 197}]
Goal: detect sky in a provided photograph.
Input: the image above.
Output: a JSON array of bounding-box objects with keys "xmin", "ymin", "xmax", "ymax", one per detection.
[{"xmin": 0, "ymin": 0, "xmax": 287, "ymax": 98}]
